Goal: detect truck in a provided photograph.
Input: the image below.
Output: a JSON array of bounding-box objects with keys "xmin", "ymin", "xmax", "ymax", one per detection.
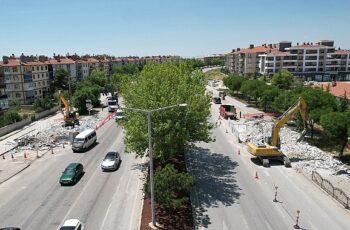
[
  {"xmin": 219, "ymin": 104, "xmax": 237, "ymax": 120},
  {"xmin": 107, "ymin": 98, "xmax": 118, "ymax": 112}
]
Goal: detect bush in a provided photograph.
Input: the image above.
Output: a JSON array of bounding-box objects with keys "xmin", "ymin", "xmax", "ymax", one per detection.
[
  {"xmin": 146, "ymin": 164, "xmax": 196, "ymax": 210},
  {"xmin": 0, "ymin": 110, "xmax": 22, "ymax": 128},
  {"xmin": 33, "ymin": 97, "xmax": 55, "ymax": 112}
]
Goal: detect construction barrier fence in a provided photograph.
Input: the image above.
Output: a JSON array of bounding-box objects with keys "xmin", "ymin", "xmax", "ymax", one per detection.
[{"xmin": 312, "ymin": 171, "xmax": 349, "ymax": 209}]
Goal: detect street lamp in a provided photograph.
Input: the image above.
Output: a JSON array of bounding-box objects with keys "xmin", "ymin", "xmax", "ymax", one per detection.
[{"xmin": 123, "ymin": 103, "xmax": 187, "ymax": 228}]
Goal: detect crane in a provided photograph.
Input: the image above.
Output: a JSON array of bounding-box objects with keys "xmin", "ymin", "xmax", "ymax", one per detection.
[
  {"xmin": 247, "ymin": 97, "xmax": 307, "ymax": 167},
  {"xmin": 59, "ymin": 91, "xmax": 80, "ymax": 127}
]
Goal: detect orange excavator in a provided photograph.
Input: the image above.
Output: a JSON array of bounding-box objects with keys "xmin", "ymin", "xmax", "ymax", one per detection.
[
  {"xmin": 59, "ymin": 91, "xmax": 80, "ymax": 127},
  {"xmin": 247, "ymin": 97, "xmax": 307, "ymax": 167}
]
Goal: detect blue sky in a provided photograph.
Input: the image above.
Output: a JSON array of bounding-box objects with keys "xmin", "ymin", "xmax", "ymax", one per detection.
[{"xmin": 0, "ymin": 0, "xmax": 349, "ymax": 57}]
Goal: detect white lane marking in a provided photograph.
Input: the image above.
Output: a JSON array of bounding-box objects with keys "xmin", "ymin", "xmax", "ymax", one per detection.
[
  {"xmin": 265, "ymin": 220, "xmax": 273, "ymax": 230},
  {"xmin": 240, "ymin": 214, "xmax": 249, "ymax": 228},
  {"xmin": 60, "ymin": 164, "xmax": 102, "ymax": 224},
  {"xmin": 222, "ymin": 220, "xmax": 229, "ymax": 230},
  {"xmin": 129, "ymin": 168, "xmax": 143, "ymax": 229},
  {"xmin": 98, "ymin": 175, "xmax": 123, "ymax": 230}
]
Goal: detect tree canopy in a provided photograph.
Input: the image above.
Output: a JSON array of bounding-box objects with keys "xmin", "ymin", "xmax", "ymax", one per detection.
[
  {"xmin": 271, "ymin": 69, "xmax": 294, "ymax": 90},
  {"xmin": 122, "ymin": 62, "xmax": 212, "ymax": 162}
]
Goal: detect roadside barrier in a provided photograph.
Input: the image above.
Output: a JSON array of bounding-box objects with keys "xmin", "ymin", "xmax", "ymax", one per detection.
[
  {"xmin": 95, "ymin": 112, "xmax": 115, "ymax": 130},
  {"xmin": 312, "ymin": 171, "xmax": 349, "ymax": 209}
]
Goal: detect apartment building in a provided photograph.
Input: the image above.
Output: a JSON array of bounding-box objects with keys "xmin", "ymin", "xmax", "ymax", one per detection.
[
  {"xmin": 225, "ymin": 45, "xmax": 273, "ymax": 76},
  {"xmin": 0, "ymin": 63, "xmax": 9, "ymax": 110},
  {"xmin": 226, "ymin": 40, "xmax": 350, "ymax": 81},
  {"xmin": 49, "ymin": 56, "xmax": 77, "ymax": 81}
]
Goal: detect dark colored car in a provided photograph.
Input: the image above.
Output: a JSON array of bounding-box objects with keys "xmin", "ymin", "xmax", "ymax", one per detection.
[
  {"xmin": 212, "ymin": 97, "xmax": 221, "ymax": 104},
  {"xmin": 101, "ymin": 152, "xmax": 121, "ymax": 171},
  {"xmin": 60, "ymin": 163, "xmax": 84, "ymax": 185},
  {"xmin": 0, "ymin": 228, "xmax": 21, "ymax": 230}
]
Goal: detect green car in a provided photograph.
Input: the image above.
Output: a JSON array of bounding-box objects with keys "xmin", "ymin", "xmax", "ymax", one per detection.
[{"xmin": 60, "ymin": 163, "xmax": 84, "ymax": 186}]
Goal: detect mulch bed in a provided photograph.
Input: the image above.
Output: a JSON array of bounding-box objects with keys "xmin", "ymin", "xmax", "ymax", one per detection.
[{"xmin": 140, "ymin": 197, "xmax": 193, "ymax": 230}]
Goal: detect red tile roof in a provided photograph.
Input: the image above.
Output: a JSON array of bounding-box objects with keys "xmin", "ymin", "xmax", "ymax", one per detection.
[
  {"xmin": 0, "ymin": 59, "xmax": 22, "ymax": 67},
  {"xmin": 314, "ymin": 82, "xmax": 350, "ymax": 99},
  {"xmin": 49, "ymin": 58, "xmax": 75, "ymax": 65},
  {"xmin": 235, "ymin": 45, "xmax": 272, "ymax": 54}
]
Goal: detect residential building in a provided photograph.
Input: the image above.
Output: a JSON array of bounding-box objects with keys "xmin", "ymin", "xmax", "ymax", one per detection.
[
  {"xmin": 0, "ymin": 63, "xmax": 9, "ymax": 110},
  {"xmin": 226, "ymin": 45, "xmax": 273, "ymax": 76},
  {"xmin": 49, "ymin": 56, "xmax": 77, "ymax": 81},
  {"xmin": 1, "ymin": 54, "xmax": 50, "ymax": 105},
  {"xmin": 226, "ymin": 40, "xmax": 350, "ymax": 81}
]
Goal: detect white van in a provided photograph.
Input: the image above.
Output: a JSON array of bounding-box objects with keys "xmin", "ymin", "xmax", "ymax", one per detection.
[{"xmin": 72, "ymin": 129, "xmax": 97, "ymax": 152}]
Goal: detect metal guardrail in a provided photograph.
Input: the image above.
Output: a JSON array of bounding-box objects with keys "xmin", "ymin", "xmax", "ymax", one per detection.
[{"xmin": 312, "ymin": 171, "xmax": 349, "ymax": 209}]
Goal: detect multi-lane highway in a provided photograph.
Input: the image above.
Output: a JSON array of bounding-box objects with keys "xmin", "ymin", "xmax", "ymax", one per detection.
[
  {"xmin": 188, "ymin": 85, "xmax": 350, "ymax": 230},
  {"xmin": 0, "ymin": 120, "xmax": 144, "ymax": 230}
]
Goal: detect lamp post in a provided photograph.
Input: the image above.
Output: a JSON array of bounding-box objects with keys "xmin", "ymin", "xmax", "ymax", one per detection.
[
  {"xmin": 123, "ymin": 103, "xmax": 187, "ymax": 228},
  {"xmin": 294, "ymin": 210, "xmax": 300, "ymax": 229}
]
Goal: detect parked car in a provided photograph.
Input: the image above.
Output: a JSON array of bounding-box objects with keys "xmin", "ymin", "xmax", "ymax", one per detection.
[
  {"xmin": 60, "ymin": 163, "xmax": 84, "ymax": 185},
  {"xmin": 59, "ymin": 219, "xmax": 84, "ymax": 230},
  {"xmin": 101, "ymin": 152, "xmax": 120, "ymax": 171},
  {"xmin": 212, "ymin": 97, "xmax": 221, "ymax": 104}
]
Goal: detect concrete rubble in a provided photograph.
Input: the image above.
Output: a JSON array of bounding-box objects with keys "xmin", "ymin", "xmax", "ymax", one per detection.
[
  {"xmin": 237, "ymin": 118, "xmax": 350, "ymax": 179},
  {"xmin": 7, "ymin": 112, "xmax": 107, "ymax": 155}
]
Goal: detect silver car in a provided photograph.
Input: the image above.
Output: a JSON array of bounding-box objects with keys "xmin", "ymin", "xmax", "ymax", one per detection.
[{"xmin": 101, "ymin": 152, "xmax": 120, "ymax": 171}]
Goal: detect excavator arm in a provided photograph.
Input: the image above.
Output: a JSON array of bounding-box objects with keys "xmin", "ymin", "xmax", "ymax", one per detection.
[{"xmin": 270, "ymin": 97, "xmax": 307, "ymax": 147}]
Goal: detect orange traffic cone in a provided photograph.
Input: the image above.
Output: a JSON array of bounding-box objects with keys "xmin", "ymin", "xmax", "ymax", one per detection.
[{"xmin": 255, "ymin": 171, "xmax": 259, "ymax": 179}]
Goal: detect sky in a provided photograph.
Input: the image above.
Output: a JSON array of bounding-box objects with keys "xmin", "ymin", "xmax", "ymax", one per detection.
[{"xmin": 0, "ymin": 0, "xmax": 349, "ymax": 58}]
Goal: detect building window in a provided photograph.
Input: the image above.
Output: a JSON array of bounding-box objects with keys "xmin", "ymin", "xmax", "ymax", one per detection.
[
  {"xmin": 16, "ymin": 93, "xmax": 21, "ymax": 98},
  {"xmin": 32, "ymin": 66, "xmax": 35, "ymax": 71},
  {"xmin": 41, "ymin": 66, "xmax": 43, "ymax": 70},
  {"xmin": 39, "ymin": 90, "xmax": 41, "ymax": 94},
  {"xmin": 35, "ymin": 91, "xmax": 37, "ymax": 95},
  {"xmin": 13, "ymin": 67, "xmax": 18, "ymax": 72},
  {"xmin": 34, "ymin": 83, "xmax": 36, "ymax": 87},
  {"xmin": 45, "ymin": 66, "xmax": 47, "ymax": 70}
]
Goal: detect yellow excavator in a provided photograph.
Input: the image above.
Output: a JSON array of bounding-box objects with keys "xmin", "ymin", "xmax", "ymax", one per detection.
[
  {"xmin": 59, "ymin": 91, "xmax": 80, "ymax": 127},
  {"xmin": 247, "ymin": 97, "xmax": 307, "ymax": 167}
]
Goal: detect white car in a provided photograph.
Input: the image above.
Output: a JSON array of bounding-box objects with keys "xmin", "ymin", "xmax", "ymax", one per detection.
[
  {"xmin": 115, "ymin": 109, "xmax": 124, "ymax": 120},
  {"xmin": 59, "ymin": 219, "xmax": 84, "ymax": 230},
  {"xmin": 101, "ymin": 152, "xmax": 121, "ymax": 171}
]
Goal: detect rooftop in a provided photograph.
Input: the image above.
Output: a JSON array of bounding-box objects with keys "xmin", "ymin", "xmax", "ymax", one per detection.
[{"xmin": 314, "ymin": 82, "xmax": 350, "ymax": 99}]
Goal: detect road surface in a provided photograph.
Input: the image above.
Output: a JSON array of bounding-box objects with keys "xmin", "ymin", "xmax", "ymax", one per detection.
[
  {"xmin": 0, "ymin": 120, "xmax": 145, "ymax": 230},
  {"xmin": 188, "ymin": 85, "xmax": 350, "ymax": 230}
]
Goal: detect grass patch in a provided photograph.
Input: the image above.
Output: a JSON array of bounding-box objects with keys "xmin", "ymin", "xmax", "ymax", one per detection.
[{"xmin": 204, "ymin": 69, "xmax": 226, "ymax": 80}]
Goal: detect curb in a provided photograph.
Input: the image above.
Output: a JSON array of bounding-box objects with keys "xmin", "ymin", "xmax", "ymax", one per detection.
[{"xmin": 0, "ymin": 162, "xmax": 31, "ymax": 185}]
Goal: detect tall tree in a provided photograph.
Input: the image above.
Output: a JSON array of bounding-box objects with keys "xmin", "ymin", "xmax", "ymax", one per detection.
[
  {"xmin": 122, "ymin": 62, "xmax": 211, "ymax": 162},
  {"xmin": 240, "ymin": 79, "xmax": 266, "ymax": 105},
  {"xmin": 320, "ymin": 111, "xmax": 350, "ymax": 157},
  {"xmin": 260, "ymin": 85, "xmax": 280, "ymax": 111},
  {"xmin": 52, "ymin": 68, "xmax": 69, "ymax": 92},
  {"xmin": 271, "ymin": 69, "xmax": 294, "ymax": 90}
]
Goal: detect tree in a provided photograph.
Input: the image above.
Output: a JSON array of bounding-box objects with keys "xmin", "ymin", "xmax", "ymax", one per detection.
[
  {"xmin": 122, "ymin": 62, "xmax": 211, "ymax": 162},
  {"xmin": 260, "ymin": 85, "xmax": 280, "ymax": 111},
  {"xmin": 223, "ymin": 74, "xmax": 245, "ymax": 95},
  {"xmin": 240, "ymin": 79, "xmax": 266, "ymax": 105},
  {"xmin": 111, "ymin": 63, "xmax": 142, "ymax": 75},
  {"xmin": 0, "ymin": 110, "xmax": 22, "ymax": 127},
  {"xmin": 147, "ymin": 164, "xmax": 195, "ymax": 209},
  {"xmin": 86, "ymin": 69, "xmax": 106, "ymax": 91},
  {"xmin": 271, "ymin": 70, "xmax": 294, "ymax": 90},
  {"xmin": 320, "ymin": 111, "xmax": 350, "ymax": 157},
  {"xmin": 51, "ymin": 68, "xmax": 69, "ymax": 92},
  {"xmin": 33, "ymin": 97, "xmax": 55, "ymax": 112},
  {"xmin": 73, "ymin": 85, "xmax": 100, "ymax": 114}
]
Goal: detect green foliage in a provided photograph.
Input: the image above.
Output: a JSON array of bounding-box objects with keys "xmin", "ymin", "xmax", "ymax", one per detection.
[
  {"xmin": 122, "ymin": 62, "xmax": 211, "ymax": 161},
  {"xmin": 72, "ymin": 86, "xmax": 100, "ymax": 114},
  {"xmin": 51, "ymin": 68, "xmax": 69, "ymax": 92},
  {"xmin": 9, "ymin": 99, "xmax": 21, "ymax": 109},
  {"xmin": 260, "ymin": 85, "xmax": 280, "ymax": 111},
  {"xmin": 182, "ymin": 58, "xmax": 205, "ymax": 69},
  {"xmin": 33, "ymin": 97, "xmax": 55, "ymax": 112},
  {"xmin": 223, "ymin": 74, "xmax": 246, "ymax": 95},
  {"xmin": 204, "ymin": 57, "xmax": 225, "ymax": 66},
  {"xmin": 111, "ymin": 63, "xmax": 142, "ymax": 75},
  {"xmin": 148, "ymin": 164, "xmax": 195, "ymax": 210},
  {"xmin": 271, "ymin": 70, "xmax": 294, "ymax": 90},
  {"xmin": 240, "ymin": 79, "xmax": 266, "ymax": 104},
  {"xmin": 320, "ymin": 112, "xmax": 350, "ymax": 156},
  {"xmin": 0, "ymin": 110, "xmax": 22, "ymax": 128},
  {"xmin": 86, "ymin": 69, "xmax": 106, "ymax": 91},
  {"xmin": 109, "ymin": 73, "xmax": 133, "ymax": 94}
]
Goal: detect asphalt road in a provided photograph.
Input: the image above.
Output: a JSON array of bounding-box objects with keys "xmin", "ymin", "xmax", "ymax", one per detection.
[
  {"xmin": 188, "ymin": 86, "xmax": 350, "ymax": 230},
  {"xmin": 0, "ymin": 120, "xmax": 144, "ymax": 230}
]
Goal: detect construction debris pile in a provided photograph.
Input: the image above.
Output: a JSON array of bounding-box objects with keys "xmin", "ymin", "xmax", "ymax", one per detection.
[
  {"xmin": 238, "ymin": 119, "xmax": 350, "ymax": 178},
  {"xmin": 8, "ymin": 112, "xmax": 106, "ymax": 153}
]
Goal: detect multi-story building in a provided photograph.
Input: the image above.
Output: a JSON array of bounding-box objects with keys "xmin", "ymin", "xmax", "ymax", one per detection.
[
  {"xmin": 1, "ymin": 55, "xmax": 50, "ymax": 105},
  {"xmin": 49, "ymin": 56, "xmax": 77, "ymax": 81},
  {"xmin": 226, "ymin": 40, "xmax": 350, "ymax": 81},
  {"xmin": 0, "ymin": 63, "xmax": 9, "ymax": 110},
  {"xmin": 226, "ymin": 45, "xmax": 273, "ymax": 76}
]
